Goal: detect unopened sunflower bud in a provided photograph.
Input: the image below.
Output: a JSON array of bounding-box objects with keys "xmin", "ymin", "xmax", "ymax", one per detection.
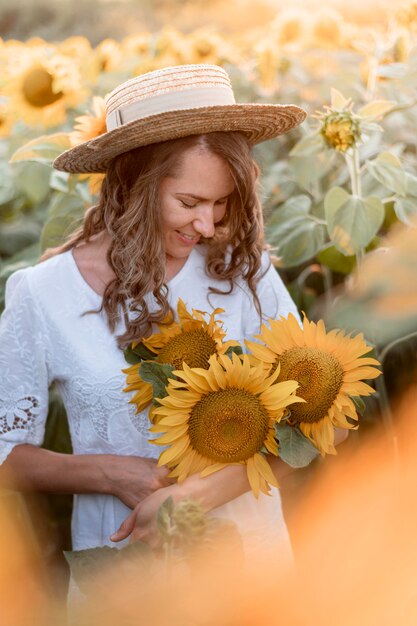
[
  {"xmin": 321, "ymin": 112, "xmax": 361, "ymax": 152},
  {"xmin": 172, "ymin": 499, "xmax": 208, "ymax": 544}
]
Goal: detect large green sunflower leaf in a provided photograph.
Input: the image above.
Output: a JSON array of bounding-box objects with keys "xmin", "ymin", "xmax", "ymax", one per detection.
[
  {"xmin": 317, "ymin": 244, "xmax": 356, "ymax": 275},
  {"xmin": 266, "ymin": 195, "xmax": 326, "ymax": 267},
  {"xmin": 274, "ymin": 422, "xmax": 319, "ymax": 468},
  {"xmin": 324, "ymin": 187, "xmax": 384, "ymax": 255},
  {"xmin": 9, "ymin": 133, "xmax": 72, "ymax": 166},
  {"xmin": 394, "ymin": 197, "xmax": 417, "ymax": 224},
  {"xmin": 366, "ymin": 152, "xmax": 407, "ymax": 196},
  {"xmin": 139, "ymin": 361, "xmax": 176, "ymax": 401}
]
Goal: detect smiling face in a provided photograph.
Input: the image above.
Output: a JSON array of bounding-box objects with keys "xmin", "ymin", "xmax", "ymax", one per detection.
[{"xmin": 159, "ymin": 145, "xmax": 235, "ymax": 265}]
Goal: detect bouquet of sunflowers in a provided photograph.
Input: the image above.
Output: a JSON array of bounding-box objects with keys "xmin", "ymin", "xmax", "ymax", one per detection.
[{"xmin": 123, "ymin": 299, "xmax": 380, "ymax": 497}]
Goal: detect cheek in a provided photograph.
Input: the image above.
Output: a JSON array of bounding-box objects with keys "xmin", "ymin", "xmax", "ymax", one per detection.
[
  {"xmin": 161, "ymin": 206, "xmax": 186, "ymax": 229},
  {"xmin": 214, "ymin": 204, "xmax": 228, "ymax": 224}
]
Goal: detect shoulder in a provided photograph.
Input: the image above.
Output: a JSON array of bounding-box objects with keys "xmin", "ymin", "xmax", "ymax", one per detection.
[
  {"xmin": 5, "ymin": 251, "xmax": 72, "ymax": 305},
  {"xmin": 255, "ymin": 252, "xmax": 301, "ymax": 321}
]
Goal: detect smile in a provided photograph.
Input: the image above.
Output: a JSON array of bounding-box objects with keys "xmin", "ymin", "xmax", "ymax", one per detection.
[{"xmin": 176, "ymin": 231, "xmax": 199, "ymax": 242}]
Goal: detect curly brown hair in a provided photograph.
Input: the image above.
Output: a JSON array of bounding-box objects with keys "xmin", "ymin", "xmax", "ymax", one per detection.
[{"xmin": 42, "ymin": 131, "xmax": 268, "ymax": 347}]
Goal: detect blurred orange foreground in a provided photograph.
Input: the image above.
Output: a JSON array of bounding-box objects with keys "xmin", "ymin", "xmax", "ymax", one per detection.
[
  {"xmin": 68, "ymin": 391, "xmax": 417, "ymax": 626},
  {"xmin": 2, "ymin": 391, "xmax": 417, "ymax": 626}
]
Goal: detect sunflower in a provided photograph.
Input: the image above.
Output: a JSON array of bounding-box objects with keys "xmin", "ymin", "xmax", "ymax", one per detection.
[
  {"xmin": 4, "ymin": 47, "xmax": 87, "ymax": 128},
  {"xmin": 71, "ymin": 96, "xmax": 107, "ymax": 145},
  {"xmin": 71, "ymin": 96, "xmax": 107, "ymax": 195},
  {"xmin": 124, "ymin": 299, "xmax": 239, "ymax": 413},
  {"xmin": 245, "ymin": 314, "xmax": 380, "ymax": 454},
  {"xmin": 150, "ymin": 353, "xmax": 301, "ymax": 497},
  {"xmin": 245, "ymin": 314, "xmax": 381, "ymax": 455},
  {"xmin": 0, "ymin": 102, "xmax": 13, "ymax": 138}
]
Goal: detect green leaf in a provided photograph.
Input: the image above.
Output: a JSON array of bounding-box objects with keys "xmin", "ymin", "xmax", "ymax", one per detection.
[
  {"xmin": 274, "ymin": 422, "xmax": 319, "ymax": 468},
  {"xmin": 0, "ymin": 219, "xmax": 42, "ymax": 257},
  {"xmin": 13, "ymin": 162, "xmax": 51, "ymax": 205},
  {"xmin": 139, "ymin": 361, "xmax": 175, "ymax": 401},
  {"xmin": 324, "ymin": 187, "xmax": 384, "ymax": 255},
  {"xmin": 0, "ymin": 242, "xmax": 40, "ymax": 313},
  {"xmin": 358, "ymin": 100, "xmax": 395, "ymax": 119},
  {"xmin": 225, "ymin": 344, "xmax": 243, "ymax": 357},
  {"xmin": 330, "ymin": 87, "xmax": 349, "ymax": 109},
  {"xmin": 291, "ymin": 155, "xmax": 328, "ymax": 191},
  {"xmin": 289, "ymin": 133, "xmax": 324, "ymax": 157},
  {"xmin": 123, "ymin": 341, "xmax": 157, "ymax": 365},
  {"xmin": 123, "ymin": 350, "xmax": 141, "ymax": 366},
  {"xmin": 9, "ymin": 133, "xmax": 72, "ymax": 166},
  {"xmin": 48, "ymin": 191, "xmax": 86, "ymax": 219},
  {"xmin": 351, "ymin": 396, "xmax": 366, "ymax": 414},
  {"xmin": 40, "ymin": 214, "xmax": 83, "ymax": 251},
  {"xmin": 366, "ymin": 152, "xmax": 407, "ymax": 196},
  {"xmin": 49, "ymin": 170, "xmax": 71, "ymax": 194},
  {"xmin": 394, "ymin": 197, "xmax": 417, "ymax": 224},
  {"xmin": 404, "ymin": 171, "xmax": 417, "ymax": 198},
  {"xmin": 316, "ymin": 244, "xmax": 356, "ymax": 275},
  {"xmin": 267, "ymin": 195, "xmax": 326, "ymax": 267}
]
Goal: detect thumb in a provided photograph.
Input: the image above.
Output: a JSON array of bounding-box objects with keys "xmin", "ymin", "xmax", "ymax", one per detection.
[{"xmin": 110, "ymin": 509, "xmax": 137, "ymax": 542}]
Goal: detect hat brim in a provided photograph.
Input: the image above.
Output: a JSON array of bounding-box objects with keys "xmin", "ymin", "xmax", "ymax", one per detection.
[{"xmin": 53, "ymin": 103, "xmax": 307, "ymax": 174}]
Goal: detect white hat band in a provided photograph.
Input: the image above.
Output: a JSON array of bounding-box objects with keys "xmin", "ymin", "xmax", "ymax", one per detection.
[{"xmin": 106, "ymin": 86, "xmax": 236, "ymax": 131}]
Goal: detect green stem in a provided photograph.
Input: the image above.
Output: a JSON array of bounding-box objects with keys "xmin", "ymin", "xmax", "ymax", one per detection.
[
  {"xmin": 346, "ymin": 147, "xmax": 362, "ymax": 198},
  {"xmin": 345, "ymin": 147, "xmax": 365, "ymax": 271},
  {"xmin": 379, "ymin": 330, "xmax": 417, "ymax": 364}
]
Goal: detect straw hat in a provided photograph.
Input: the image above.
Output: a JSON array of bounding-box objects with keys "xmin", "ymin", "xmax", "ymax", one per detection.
[{"xmin": 53, "ymin": 64, "xmax": 307, "ymax": 174}]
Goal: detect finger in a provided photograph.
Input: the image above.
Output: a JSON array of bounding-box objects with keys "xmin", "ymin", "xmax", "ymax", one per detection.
[{"xmin": 110, "ymin": 509, "xmax": 138, "ymax": 542}]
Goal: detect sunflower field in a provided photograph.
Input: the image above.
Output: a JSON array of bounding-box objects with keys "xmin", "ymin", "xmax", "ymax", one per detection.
[{"xmin": 1, "ymin": 2, "xmax": 417, "ymax": 624}]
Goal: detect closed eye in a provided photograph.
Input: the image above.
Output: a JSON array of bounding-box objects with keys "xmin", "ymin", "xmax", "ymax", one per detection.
[{"xmin": 180, "ymin": 200, "xmax": 197, "ymax": 209}]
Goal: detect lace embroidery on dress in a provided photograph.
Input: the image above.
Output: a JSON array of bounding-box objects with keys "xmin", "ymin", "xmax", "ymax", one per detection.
[
  {"xmin": 127, "ymin": 402, "xmax": 152, "ymax": 437},
  {"xmin": 0, "ymin": 386, "xmax": 41, "ymax": 436},
  {"xmin": 61, "ymin": 374, "xmax": 152, "ymax": 442}
]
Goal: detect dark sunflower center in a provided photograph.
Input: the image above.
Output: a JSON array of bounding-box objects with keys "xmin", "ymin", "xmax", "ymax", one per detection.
[
  {"xmin": 188, "ymin": 388, "xmax": 269, "ymax": 463},
  {"xmin": 156, "ymin": 329, "xmax": 217, "ymax": 370},
  {"xmin": 23, "ymin": 68, "xmax": 63, "ymax": 108},
  {"xmin": 275, "ymin": 346, "xmax": 344, "ymax": 424}
]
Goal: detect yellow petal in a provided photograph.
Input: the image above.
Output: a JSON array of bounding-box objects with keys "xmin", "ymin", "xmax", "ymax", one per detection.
[{"xmin": 253, "ymin": 453, "xmax": 279, "ymax": 488}]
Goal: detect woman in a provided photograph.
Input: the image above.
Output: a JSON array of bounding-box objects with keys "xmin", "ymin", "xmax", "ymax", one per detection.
[{"xmin": 0, "ymin": 64, "xmax": 312, "ymax": 557}]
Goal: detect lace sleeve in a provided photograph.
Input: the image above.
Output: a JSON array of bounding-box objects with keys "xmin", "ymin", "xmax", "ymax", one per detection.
[{"xmin": 0, "ymin": 269, "xmax": 51, "ymax": 464}]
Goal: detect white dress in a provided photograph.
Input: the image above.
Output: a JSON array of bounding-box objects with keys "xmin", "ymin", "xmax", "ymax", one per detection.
[{"xmin": 0, "ymin": 244, "xmax": 299, "ymax": 559}]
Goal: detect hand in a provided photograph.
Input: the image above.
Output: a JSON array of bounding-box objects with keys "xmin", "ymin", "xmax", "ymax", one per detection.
[
  {"xmin": 102, "ymin": 455, "xmax": 175, "ymax": 509},
  {"xmin": 110, "ymin": 483, "xmax": 181, "ymax": 548}
]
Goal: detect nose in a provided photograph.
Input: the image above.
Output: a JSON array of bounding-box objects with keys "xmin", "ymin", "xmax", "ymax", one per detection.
[{"xmin": 193, "ymin": 204, "xmax": 216, "ymax": 238}]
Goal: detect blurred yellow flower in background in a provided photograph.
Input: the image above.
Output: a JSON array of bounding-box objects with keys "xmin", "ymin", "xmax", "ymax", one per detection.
[
  {"xmin": 58, "ymin": 36, "xmax": 93, "ymax": 60},
  {"xmin": 254, "ymin": 38, "xmax": 291, "ymax": 92},
  {"xmin": 186, "ymin": 28, "xmax": 225, "ymax": 65},
  {"xmin": 3, "ymin": 47, "xmax": 87, "ymax": 128},
  {"xmin": 396, "ymin": 2, "xmax": 417, "ymax": 32},
  {"xmin": 154, "ymin": 27, "xmax": 188, "ymax": 65},
  {"xmin": 310, "ymin": 9, "xmax": 346, "ymax": 49},
  {"xmin": 0, "ymin": 102, "xmax": 12, "ymax": 138},
  {"xmin": 94, "ymin": 38, "xmax": 124, "ymax": 73},
  {"xmin": 271, "ymin": 9, "xmax": 307, "ymax": 47},
  {"xmin": 71, "ymin": 95, "xmax": 107, "ymax": 145}
]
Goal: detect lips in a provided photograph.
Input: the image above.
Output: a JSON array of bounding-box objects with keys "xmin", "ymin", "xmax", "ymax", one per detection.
[{"xmin": 175, "ymin": 230, "xmax": 199, "ymax": 244}]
